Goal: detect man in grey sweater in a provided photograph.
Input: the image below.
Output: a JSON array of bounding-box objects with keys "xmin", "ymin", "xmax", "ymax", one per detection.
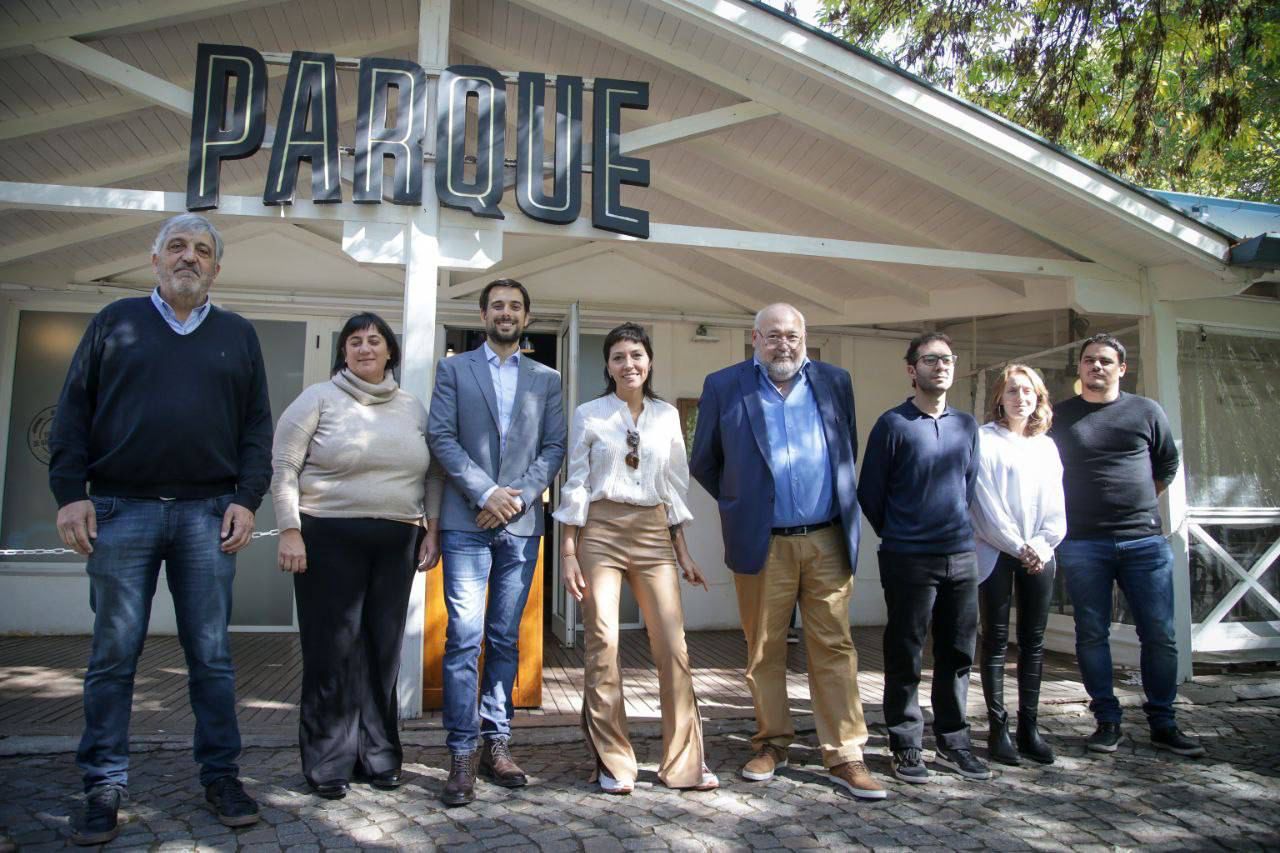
[{"xmin": 427, "ymin": 279, "xmax": 567, "ymax": 806}]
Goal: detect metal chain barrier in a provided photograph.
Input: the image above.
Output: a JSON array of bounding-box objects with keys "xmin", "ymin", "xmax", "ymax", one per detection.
[{"xmin": 0, "ymin": 528, "xmax": 280, "ymax": 557}]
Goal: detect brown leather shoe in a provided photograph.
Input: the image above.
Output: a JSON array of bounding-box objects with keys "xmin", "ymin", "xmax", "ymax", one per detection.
[
  {"xmin": 479, "ymin": 738, "xmax": 528, "ymax": 788},
  {"xmin": 741, "ymin": 744, "xmax": 789, "ymax": 781},
  {"xmin": 441, "ymin": 752, "xmax": 476, "ymax": 806},
  {"xmin": 829, "ymin": 760, "xmax": 888, "ymax": 800}
]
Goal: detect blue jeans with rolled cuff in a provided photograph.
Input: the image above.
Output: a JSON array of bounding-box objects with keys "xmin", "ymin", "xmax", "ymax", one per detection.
[
  {"xmin": 440, "ymin": 528, "xmax": 539, "ymax": 754},
  {"xmin": 77, "ymin": 495, "xmax": 241, "ymax": 791},
  {"xmin": 1057, "ymin": 534, "xmax": 1179, "ymax": 729}
]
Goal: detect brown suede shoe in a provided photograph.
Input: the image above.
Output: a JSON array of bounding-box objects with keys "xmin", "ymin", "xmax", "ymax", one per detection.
[
  {"xmin": 741, "ymin": 744, "xmax": 790, "ymax": 781},
  {"xmin": 480, "ymin": 738, "xmax": 528, "ymax": 788},
  {"xmin": 829, "ymin": 760, "xmax": 888, "ymax": 800},
  {"xmin": 441, "ymin": 752, "xmax": 476, "ymax": 806}
]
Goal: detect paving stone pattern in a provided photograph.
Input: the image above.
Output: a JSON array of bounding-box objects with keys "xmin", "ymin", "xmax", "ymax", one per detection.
[{"xmin": 2, "ymin": 698, "xmax": 1278, "ymax": 851}]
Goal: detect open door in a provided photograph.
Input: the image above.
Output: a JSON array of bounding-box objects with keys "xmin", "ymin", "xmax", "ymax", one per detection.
[{"xmin": 551, "ymin": 302, "xmax": 580, "ymax": 648}]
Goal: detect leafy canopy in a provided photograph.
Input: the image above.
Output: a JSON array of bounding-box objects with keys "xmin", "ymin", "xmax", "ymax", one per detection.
[{"xmin": 818, "ymin": 0, "xmax": 1278, "ymax": 202}]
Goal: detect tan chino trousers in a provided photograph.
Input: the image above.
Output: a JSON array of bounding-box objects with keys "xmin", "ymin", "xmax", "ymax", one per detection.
[
  {"xmin": 578, "ymin": 500, "xmax": 705, "ymax": 788},
  {"xmin": 733, "ymin": 525, "xmax": 869, "ymax": 768}
]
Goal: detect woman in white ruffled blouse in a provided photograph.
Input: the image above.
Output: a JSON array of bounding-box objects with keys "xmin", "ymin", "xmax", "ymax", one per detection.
[
  {"xmin": 971, "ymin": 363, "xmax": 1066, "ymax": 767},
  {"xmin": 553, "ymin": 323, "xmax": 716, "ymax": 795}
]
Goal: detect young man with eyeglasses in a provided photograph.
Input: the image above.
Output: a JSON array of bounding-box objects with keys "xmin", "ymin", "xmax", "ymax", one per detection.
[
  {"xmin": 858, "ymin": 332, "xmax": 989, "ymax": 784},
  {"xmin": 1048, "ymin": 334, "xmax": 1203, "ymax": 757},
  {"xmin": 691, "ymin": 303, "xmax": 886, "ymax": 800}
]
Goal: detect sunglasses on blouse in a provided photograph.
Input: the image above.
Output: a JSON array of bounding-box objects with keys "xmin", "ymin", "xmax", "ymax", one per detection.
[{"xmin": 626, "ymin": 429, "xmax": 640, "ymax": 469}]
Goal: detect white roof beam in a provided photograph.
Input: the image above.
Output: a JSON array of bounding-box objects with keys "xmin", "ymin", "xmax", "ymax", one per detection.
[
  {"xmin": 448, "ymin": 243, "xmax": 615, "ymax": 298},
  {"xmin": 510, "ymin": 0, "xmax": 1147, "ymax": 280},
  {"xmin": 615, "ymin": 246, "xmax": 761, "ymax": 313},
  {"xmin": 0, "ymin": 214, "xmax": 163, "ymax": 266},
  {"xmin": 0, "ymin": 0, "xmax": 292, "ymax": 54},
  {"xmin": 33, "ymin": 37, "xmax": 194, "ymax": 114},
  {"xmin": 620, "ymin": 101, "xmax": 779, "ymax": 154},
  {"xmin": 0, "ymin": 181, "xmax": 1132, "ymax": 280},
  {"xmin": 650, "ymin": 176, "xmax": 932, "ymax": 305}
]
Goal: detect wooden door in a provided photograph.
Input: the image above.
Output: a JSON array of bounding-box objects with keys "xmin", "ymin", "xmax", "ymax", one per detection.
[{"xmin": 421, "ymin": 538, "xmax": 543, "ymax": 709}]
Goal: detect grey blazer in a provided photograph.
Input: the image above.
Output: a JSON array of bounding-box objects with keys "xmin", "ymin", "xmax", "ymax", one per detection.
[{"xmin": 427, "ymin": 346, "xmax": 567, "ymax": 536}]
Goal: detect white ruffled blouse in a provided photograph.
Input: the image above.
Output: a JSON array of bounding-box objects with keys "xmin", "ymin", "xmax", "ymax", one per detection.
[
  {"xmin": 970, "ymin": 421, "xmax": 1067, "ymax": 578},
  {"xmin": 552, "ymin": 394, "xmax": 693, "ymax": 528}
]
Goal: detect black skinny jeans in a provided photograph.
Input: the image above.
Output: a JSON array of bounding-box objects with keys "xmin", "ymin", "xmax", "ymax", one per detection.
[
  {"xmin": 294, "ymin": 514, "xmax": 420, "ymax": 785},
  {"xmin": 978, "ymin": 551, "xmax": 1055, "ymax": 720}
]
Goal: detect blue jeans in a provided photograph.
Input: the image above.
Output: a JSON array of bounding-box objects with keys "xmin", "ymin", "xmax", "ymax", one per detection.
[
  {"xmin": 77, "ymin": 496, "xmax": 241, "ymax": 791},
  {"xmin": 1058, "ymin": 534, "xmax": 1179, "ymax": 729},
  {"xmin": 441, "ymin": 528, "xmax": 539, "ymax": 754}
]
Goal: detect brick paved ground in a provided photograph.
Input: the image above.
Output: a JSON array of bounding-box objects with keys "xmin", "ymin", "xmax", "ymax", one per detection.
[{"xmin": 2, "ymin": 696, "xmax": 1277, "ymax": 851}]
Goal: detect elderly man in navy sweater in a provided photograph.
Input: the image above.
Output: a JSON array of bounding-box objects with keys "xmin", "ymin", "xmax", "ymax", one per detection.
[
  {"xmin": 49, "ymin": 214, "xmax": 272, "ymax": 845},
  {"xmin": 858, "ymin": 332, "xmax": 988, "ymax": 784}
]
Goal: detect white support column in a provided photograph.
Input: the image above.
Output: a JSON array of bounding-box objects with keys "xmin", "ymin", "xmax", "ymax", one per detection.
[
  {"xmin": 1140, "ymin": 284, "xmax": 1193, "ymax": 681},
  {"xmin": 397, "ymin": 0, "xmax": 450, "ymax": 720}
]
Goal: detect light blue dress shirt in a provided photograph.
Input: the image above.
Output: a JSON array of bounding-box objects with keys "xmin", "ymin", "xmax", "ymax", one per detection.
[
  {"xmin": 478, "ymin": 341, "xmax": 523, "ymax": 509},
  {"xmin": 151, "ymin": 287, "xmax": 211, "ymax": 335},
  {"xmin": 754, "ymin": 357, "xmax": 835, "ymax": 527}
]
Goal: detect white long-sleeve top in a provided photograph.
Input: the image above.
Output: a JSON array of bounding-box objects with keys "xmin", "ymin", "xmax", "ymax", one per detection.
[
  {"xmin": 552, "ymin": 394, "xmax": 693, "ymax": 528},
  {"xmin": 971, "ymin": 421, "xmax": 1067, "ymax": 578}
]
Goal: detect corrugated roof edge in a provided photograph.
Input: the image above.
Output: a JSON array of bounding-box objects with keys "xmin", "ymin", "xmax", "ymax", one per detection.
[{"xmin": 738, "ymin": 0, "xmax": 1241, "ymax": 247}]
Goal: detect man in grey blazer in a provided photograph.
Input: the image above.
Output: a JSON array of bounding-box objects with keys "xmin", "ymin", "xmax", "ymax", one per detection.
[{"xmin": 427, "ymin": 279, "xmax": 567, "ymax": 807}]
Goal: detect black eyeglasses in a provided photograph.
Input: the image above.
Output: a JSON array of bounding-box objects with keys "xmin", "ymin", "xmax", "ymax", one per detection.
[{"xmin": 625, "ymin": 429, "xmax": 640, "ymax": 469}]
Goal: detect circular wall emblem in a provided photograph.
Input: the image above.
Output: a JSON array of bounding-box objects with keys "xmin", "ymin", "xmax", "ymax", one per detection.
[{"xmin": 28, "ymin": 405, "xmax": 56, "ymax": 466}]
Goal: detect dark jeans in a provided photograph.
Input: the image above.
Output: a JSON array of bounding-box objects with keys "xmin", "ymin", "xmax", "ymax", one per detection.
[
  {"xmin": 879, "ymin": 550, "xmax": 979, "ymax": 751},
  {"xmin": 78, "ymin": 495, "xmax": 240, "ymax": 791},
  {"xmin": 294, "ymin": 515, "xmax": 419, "ymax": 786},
  {"xmin": 1057, "ymin": 534, "xmax": 1179, "ymax": 729},
  {"xmin": 440, "ymin": 528, "xmax": 539, "ymax": 754},
  {"xmin": 979, "ymin": 552, "xmax": 1055, "ymax": 720}
]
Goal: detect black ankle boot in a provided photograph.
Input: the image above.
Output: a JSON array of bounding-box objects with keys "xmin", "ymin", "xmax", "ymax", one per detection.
[
  {"xmin": 1016, "ymin": 710, "xmax": 1055, "ymax": 764},
  {"xmin": 987, "ymin": 712, "xmax": 1020, "ymax": 766}
]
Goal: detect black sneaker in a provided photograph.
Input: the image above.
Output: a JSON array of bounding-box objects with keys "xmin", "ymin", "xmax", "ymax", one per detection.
[
  {"xmin": 72, "ymin": 784, "xmax": 125, "ymax": 846},
  {"xmin": 1151, "ymin": 726, "xmax": 1206, "ymax": 757},
  {"xmin": 891, "ymin": 748, "xmax": 929, "ymax": 784},
  {"xmin": 934, "ymin": 746, "xmax": 993, "ymax": 780},
  {"xmin": 205, "ymin": 776, "xmax": 260, "ymax": 828},
  {"xmin": 1087, "ymin": 722, "xmax": 1123, "ymax": 753}
]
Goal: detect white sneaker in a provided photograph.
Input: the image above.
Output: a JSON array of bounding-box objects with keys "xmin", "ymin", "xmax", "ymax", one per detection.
[{"xmin": 598, "ymin": 769, "xmax": 633, "ymax": 795}]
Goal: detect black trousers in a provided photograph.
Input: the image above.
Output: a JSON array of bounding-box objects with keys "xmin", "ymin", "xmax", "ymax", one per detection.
[
  {"xmin": 294, "ymin": 515, "xmax": 419, "ymax": 785},
  {"xmin": 979, "ymin": 552, "xmax": 1055, "ymax": 719},
  {"xmin": 879, "ymin": 550, "xmax": 979, "ymax": 751}
]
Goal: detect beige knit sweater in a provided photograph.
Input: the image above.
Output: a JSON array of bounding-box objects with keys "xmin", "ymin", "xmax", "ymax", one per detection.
[{"xmin": 271, "ymin": 370, "xmax": 430, "ymax": 530}]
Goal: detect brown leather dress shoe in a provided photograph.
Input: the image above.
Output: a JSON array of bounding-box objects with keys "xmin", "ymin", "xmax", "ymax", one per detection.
[
  {"xmin": 480, "ymin": 738, "xmax": 528, "ymax": 788},
  {"xmin": 441, "ymin": 752, "xmax": 476, "ymax": 806}
]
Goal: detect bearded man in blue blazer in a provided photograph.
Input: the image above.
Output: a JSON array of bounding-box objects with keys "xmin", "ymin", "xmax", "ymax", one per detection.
[
  {"xmin": 427, "ymin": 279, "xmax": 566, "ymax": 807},
  {"xmin": 690, "ymin": 303, "xmax": 884, "ymax": 800}
]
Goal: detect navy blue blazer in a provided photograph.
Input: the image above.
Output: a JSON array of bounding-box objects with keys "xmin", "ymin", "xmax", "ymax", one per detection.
[{"xmin": 689, "ymin": 359, "xmax": 861, "ymax": 575}]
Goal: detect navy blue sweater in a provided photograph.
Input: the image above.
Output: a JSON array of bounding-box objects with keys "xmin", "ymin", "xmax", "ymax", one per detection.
[
  {"xmin": 48, "ymin": 297, "xmax": 273, "ymax": 510},
  {"xmin": 857, "ymin": 398, "xmax": 979, "ymax": 554}
]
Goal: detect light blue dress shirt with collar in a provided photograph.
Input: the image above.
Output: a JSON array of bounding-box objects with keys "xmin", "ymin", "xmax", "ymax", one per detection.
[
  {"xmin": 478, "ymin": 340, "xmax": 523, "ymax": 510},
  {"xmin": 754, "ymin": 356, "xmax": 835, "ymax": 527},
  {"xmin": 151, "ymin": 287, "xmax": 211, "ymax": 335}
]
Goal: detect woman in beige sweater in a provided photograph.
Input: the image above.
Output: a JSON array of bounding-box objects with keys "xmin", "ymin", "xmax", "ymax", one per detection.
[{"xmin": 271, "ymin": 313, "xmax": 438, "ymax": 800}]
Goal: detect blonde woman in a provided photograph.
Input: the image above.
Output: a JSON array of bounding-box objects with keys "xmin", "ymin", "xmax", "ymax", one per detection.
[
  {"xmin": 554, "ymin": 323, "xmax": 716, "ymax": 795},
  {"xmin": 971, "ymin": 364, "xmax": 1066, "ymax": 766}
]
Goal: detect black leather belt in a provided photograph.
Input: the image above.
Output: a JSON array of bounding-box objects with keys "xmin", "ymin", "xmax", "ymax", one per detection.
[{"xmin": 771, "ymin": 520, "xmax": 834, "ymax": 537}]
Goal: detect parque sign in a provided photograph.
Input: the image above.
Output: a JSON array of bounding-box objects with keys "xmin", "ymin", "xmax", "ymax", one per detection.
[{"xmin": 186, "ymin": 43, "xmax": 651, "ymax": 238}]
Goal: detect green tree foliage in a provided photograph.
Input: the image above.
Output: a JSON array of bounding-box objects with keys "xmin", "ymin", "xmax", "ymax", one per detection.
[{"xmin": 818, "ymin": 0, "xmax": 1278, "ymax": 202}]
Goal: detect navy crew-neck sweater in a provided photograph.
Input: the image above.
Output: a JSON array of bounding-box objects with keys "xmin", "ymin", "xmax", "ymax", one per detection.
[
  {"xmin": 48, "ymin": 297, "xmax": 273, "ymax": 510},
  {"xmin": 857, "ymin": 398, "xmax": 979, "ymax": 554},
  {"xmin": 1048, "ymin": 392, "xmax": 1179, "ymax": 540}
]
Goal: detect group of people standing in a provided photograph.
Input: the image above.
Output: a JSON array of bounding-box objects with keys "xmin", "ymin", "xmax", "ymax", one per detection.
[{"xmin": 49, "ymin": 214, "xmax": 1203, "ymax": 846}]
